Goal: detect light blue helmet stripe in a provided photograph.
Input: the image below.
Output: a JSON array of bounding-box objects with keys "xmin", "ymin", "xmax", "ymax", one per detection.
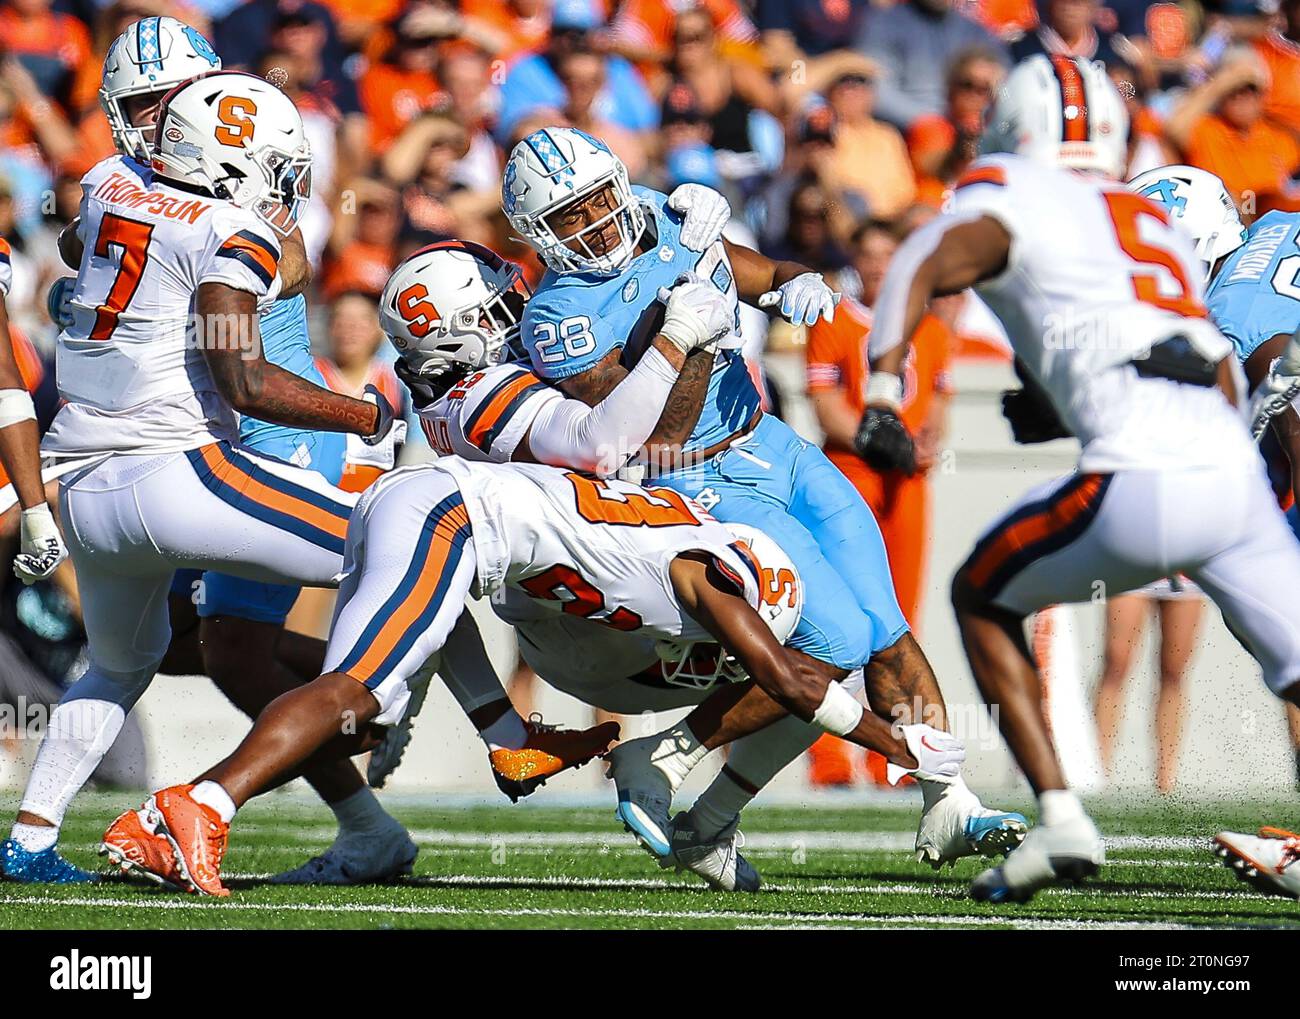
[
  {"xmin": 524, "ymin": 129, "xmax": 575, "ymax": 182},
  {"xmin": 136, "ymin": 16, "xmax": 164, "ymax": 77}
]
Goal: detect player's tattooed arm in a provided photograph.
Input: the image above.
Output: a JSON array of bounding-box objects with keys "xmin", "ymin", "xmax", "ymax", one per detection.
[
  {"xmin": 197, "ymin": 282, "xmax": 379, "ymax": 436},
  {"xmin": 557, "ymin": 348, "xmax": 630, "ymax": 406},
  {"xmin": 277, "ymin": 227, "xmax": 313, "ymax": 299},
  {"xmin": 644, "ymin": 345, "xmax": 711, "ymax": 457}
]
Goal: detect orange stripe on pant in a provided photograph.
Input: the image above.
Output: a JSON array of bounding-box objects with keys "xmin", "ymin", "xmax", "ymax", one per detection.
[
  {"xmin": 198, "ymin": 444, "xmax": 348, "ymax": 543},
  {"xmin": 966, "ymin": 475, "xmax": 1107, "ymax": 593},
  {"xmin": 346, "ymin": 503, "xmax": 471, "ymax": 682}
]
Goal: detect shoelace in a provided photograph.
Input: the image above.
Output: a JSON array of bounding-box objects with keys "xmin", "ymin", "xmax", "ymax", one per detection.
[{"xmin": 525, "ymin": 712, "xmax": 557, "ymax": 735}]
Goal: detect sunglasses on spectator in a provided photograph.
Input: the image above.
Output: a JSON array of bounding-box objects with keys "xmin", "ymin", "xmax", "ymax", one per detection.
[
  {"xmin": 955, "ymin": 78, "xmax": 997, "ymax": 95},
  {"xmin": 834, "ymin": 73, "xmax": 874, "ymax": 88}
]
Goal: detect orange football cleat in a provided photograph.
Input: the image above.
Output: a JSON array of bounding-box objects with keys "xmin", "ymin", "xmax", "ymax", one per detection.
[
  {"xmin": 490, "ymin": 715, "xmax": 620, "ymax": 802},
  {"xmin": 150, "ymin": 785, "xmax": 230, "ymax": 897},
  {"xmin": 100, "ymin": 805, "xmax": 183, "ymax": 888}
]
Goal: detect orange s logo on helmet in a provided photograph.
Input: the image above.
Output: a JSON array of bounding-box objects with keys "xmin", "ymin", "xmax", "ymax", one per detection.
[
  {"xmin": 214, "ymin": 95, "xmax": 258, "ymax": 147},
  {"xmin": 760, "ymin": 566, "xmax": 798, "ymax": 608},
  {"xmin": 397, "ymin": 283, "xmax": 439, "ymax": 338}
]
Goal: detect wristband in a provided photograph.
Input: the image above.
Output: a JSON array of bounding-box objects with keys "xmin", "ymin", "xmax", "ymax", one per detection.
[
  {"xmin": 865, "ymin": 372, "xmax": 903, "ymax": 411},
  {"xmin": 0, "ymin": 388, "xmax": 36, "ymax": 429},
  {"xmin": 811, "ymin": 681, "xmax": 865, "ymax": 736}
]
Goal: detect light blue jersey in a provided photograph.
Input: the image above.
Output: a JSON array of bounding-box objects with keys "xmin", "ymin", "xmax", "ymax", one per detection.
[
  {"xmin": 523, "ymin": 186, "xmax": 762, "ymax": 451},
  {"xmin": 1207, "ymin": 210, "xmax": 1300, "ymax": 364},
  {"xmin": 522, "ymin": 185, "xmax": 906, "ymax": 670},
  {"xmin": 241, "ymin": 294, "xmax": 346, "ymax": 482}
]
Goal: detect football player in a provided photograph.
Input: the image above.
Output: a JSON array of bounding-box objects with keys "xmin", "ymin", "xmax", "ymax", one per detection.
[
  {"xmin": 0, "ymin": 69, "xmax": 420, "ymax": 887},
  {"xmin": 377, "ymin": 241, "xmax": 1017, "ymax": 888},
  {"xmin": 501, "ymin": 126, "xmax": 1025, "ymax": 867},
  {"xmin": 7, "ymin": 18, "xmax": 422, "ymax": 888},
  {"xmin": 1124, "ymin": 164, "xmax": 1300, "ymax": 900},
  {"xmin": 863, "ymin": 55, "xmax": 1300, "ymax": 902},
  {"xmin": 105, "ymin": 457, "xmax": 974, "ymax": 897}
]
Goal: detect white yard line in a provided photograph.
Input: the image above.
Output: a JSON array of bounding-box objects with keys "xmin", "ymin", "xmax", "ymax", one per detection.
[{"xmin": 0, "ymin": 893, "xmax": 1207, "ymax": 929}]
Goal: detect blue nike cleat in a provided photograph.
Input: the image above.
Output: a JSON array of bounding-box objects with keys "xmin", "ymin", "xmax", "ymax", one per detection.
[
  {"xmin": 965, "ymin": 810, "xmax": 1030, "ymax": 857},
  {"xmin": 607, "ymin": 736, "xmax": 675, "ymax": 858},
  {"xmin": 1, "ymin": 838, "xmax": 100, "ymax": 884}
]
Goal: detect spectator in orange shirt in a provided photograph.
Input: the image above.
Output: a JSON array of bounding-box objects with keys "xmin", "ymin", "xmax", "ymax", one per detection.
[
  {"xmin": 906, "ymin": 47, "xmax": 1004, "ymax": 208},
  {"xmin": 359, "ymin": 11, "xmax": 445, "ymax": 153},
  {"xmin": 1254, "ymin": 0, "xmax": 1300, "ymax": 140},
  {"xmin": 460, "ymin": 0, "xmax": 550, "ymax": 63},
  {"xmin": 314, "ymin": 291, "xmax": 407, "ymax": 492},
  {"xmin": 610, "ymin": 0, "xmax": 758, "ymax": 79},
  {"xmin": 0, "ymin": 0, "xmax": 98, "ymax": 121},
  {"xmin": 803, "ymin": 219, "xmax": 954, "ymax": 787},
  {"xmin": 805, "ymin": 220, "xmax": 954, "ymax": 629},
  {"xmin": 1166, "ymin": 51, "xmax": 1300, "ymax": 216},
  {"xmin": 321, "ymin": 179, "xmax": 402, "ymax": 299}
]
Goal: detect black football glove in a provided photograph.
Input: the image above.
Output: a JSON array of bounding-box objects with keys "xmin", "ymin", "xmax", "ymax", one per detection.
[
  {"xmin": 360, "ymin": 383, "xmax": 398, "ymax": 446},
  {"xmin": 394, "ymin": 358, "xmax": 440, "ymax": 413},
  {"xmin": 854, "ymin": 406, "xmax": 917, "ymax": 475},
  {"xmin": 1001, "ymin": 358, "xmax": 1070, "ymax": 444}
]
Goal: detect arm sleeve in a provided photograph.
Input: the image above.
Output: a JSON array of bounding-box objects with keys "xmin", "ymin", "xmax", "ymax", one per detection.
[{"xmin": 525, "ymin": 344, "xmax": 680, "ymax": 476}]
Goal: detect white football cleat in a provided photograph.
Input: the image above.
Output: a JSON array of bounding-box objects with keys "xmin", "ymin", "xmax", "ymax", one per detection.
[
  {"xmin": 270, "ymin": 825, "xmax": 418, "ymax": 885},
  {"xmin": 664, "ymin": 810, "xmax": 761, "ymax": 892},
  {"xmin": 915, "ymin": 781, "xmax": 1029, "ymax": 868},
  {"xmin": 970, "ymin": 814, "xmax": 1104, "ymax": 903},
  {"xmin": 1213, "ymin": 827, "xmax": 1300, "ymax": 899}
]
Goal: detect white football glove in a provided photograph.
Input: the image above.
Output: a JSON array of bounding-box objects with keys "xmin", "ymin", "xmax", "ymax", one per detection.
[
  {"xmin": 758, "ymin": 272, "xmax": 839, "ymax": 327},
  {"xmin": 656, "ymin": 278, "xmax": 734, "ymax": 354},
  {"xmin": 885, "ymin": 723, "xmax": 966, "ymax": 785},
  {"xmin": 667, "ymin": 183, "xmax": 731, "ymax": 252},
  {"xmin": 346, "ymin": 417, "xmax": 408, "ymax": 475},
  {"xmin": 14, "ymin": 503, "xmax": 67, "ymax": 585}
]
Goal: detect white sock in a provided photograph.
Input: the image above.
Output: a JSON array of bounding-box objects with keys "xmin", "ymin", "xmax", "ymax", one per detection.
[
  {"xmin": 1039, "ymin": 788, "xmax": 1085, "ymax": 826},
  {"xmin": 17, "ymin": 696, "xmax": 129, "ymax": 830},
  {"xmin": 10, "ymin": 822, "xmax": 58, "ymax": 853},
  {"xmin": 481, "ymin": 710, "xmax": 528, "ymax": 751},
  {"xmin": 191, "ymin": 781, "xmax": 237, "ymax": 824},
  {"xmin": 330, "ymin": 787, "xmax": 394, "ymax": 837},
  {"xmin": 648, "ymin": 723, "xmax": 709, "ymax": 791}
]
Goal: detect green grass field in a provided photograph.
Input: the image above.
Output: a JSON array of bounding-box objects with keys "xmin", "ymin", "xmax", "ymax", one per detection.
[{"xmin": 0, "ymin": 792, "xmax": 1297, "ymax": 929}]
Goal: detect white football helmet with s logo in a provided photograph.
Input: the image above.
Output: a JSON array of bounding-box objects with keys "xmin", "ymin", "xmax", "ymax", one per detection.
[
  {"xmin": 151, "ymin": 70, "xmax": 311, "ymax": 237},
  {"xmin": 981, "ymin": 54, "xmax": 1129, "ymax": 180},
  {"xmin": 379, "ymin": 240, "xmax": 532, "ymax": 378},
  {"xmin": 1126, "ymin": 164, "xmax": 1247, "ymax": 278},
  {"xmin": 502, "ymin": 126, "xmax": 647, "ymax": 276},
  {"xmin": 100, "ymin": 16, "xmax": 222, "ymax": 163},
  {"xmin": 657, "ymin": 524, "xmax": 804, "ymax": 690}
]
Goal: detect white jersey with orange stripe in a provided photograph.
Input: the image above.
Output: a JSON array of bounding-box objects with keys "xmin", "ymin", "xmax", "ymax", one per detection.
[
  {"xmin": 0, "ymin": 235, "xmax": 12, "ymax": 297},
  {"xmin": 397, "ymin": 458, "xmax": 763, "ymax": 644},
  {"xmin": 43, "ymin": 155, "xmax": 284, "ymax": 458},
  {"xmin": 418, "ymin": 363, "xmax": 561, "ymax": 462},
  {"xmin": 877, "ymin": 154, "xmax": 1255, "ymax": 474}
]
